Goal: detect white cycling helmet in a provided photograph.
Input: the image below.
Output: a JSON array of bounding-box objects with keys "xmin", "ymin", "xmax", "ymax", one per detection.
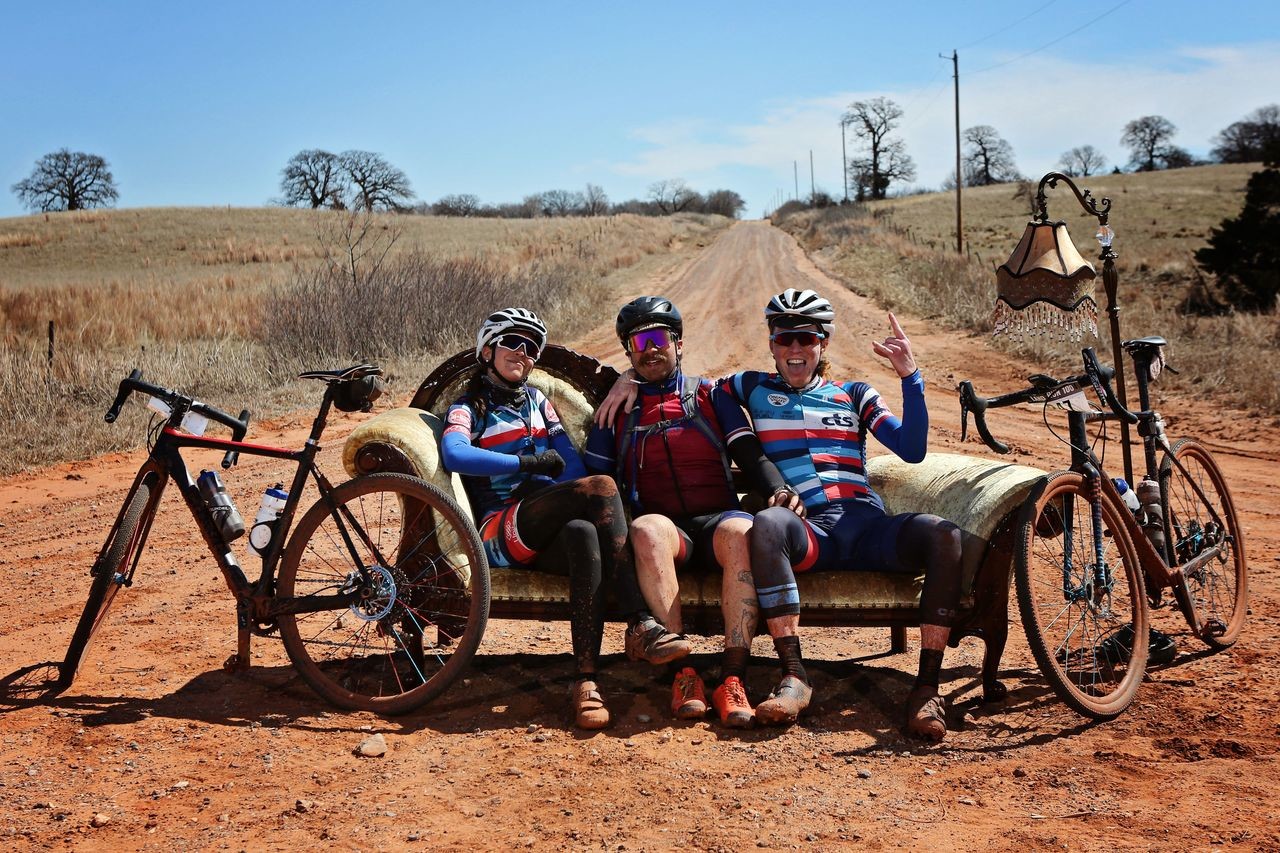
[
  {"xmin": 765, "ymin": 289, "xmax": 835, "ymax": 337},
  {"xmin": 475, "ymin": 307, "xmax": 548, "ymax": 361}
]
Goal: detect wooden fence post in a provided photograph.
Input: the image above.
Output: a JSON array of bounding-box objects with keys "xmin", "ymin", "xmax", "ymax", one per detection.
[{"xmin": 47, "ymin": 320, "xmax": 55, "ymax": 371}]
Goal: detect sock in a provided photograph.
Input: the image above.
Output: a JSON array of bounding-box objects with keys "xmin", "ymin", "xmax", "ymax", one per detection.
[
  {"xmin": 773, "ymin": 635, "xmax": 807, "ymax": 684},
  {"xmin": 628, "ymin": 611, "xmax": 653, "ymax": 630},
  {"xmin": 664, "ymin": 660, "xmax": 687, "ymax": 682},
  {"xmin": 721, "ymin": 646, "xmax": 750, "ymax": 682},
  {"xmin": 915, "ymin": 648, "xmax": 944, "ymax": 689}
]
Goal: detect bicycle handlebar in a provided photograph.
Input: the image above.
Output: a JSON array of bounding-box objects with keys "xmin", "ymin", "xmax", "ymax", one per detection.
[
  {"xmin": 957, "ymin": 348, "xmax": 1139, "ymax": 453},
  {"xmin": 1081, "ymin": 347, "xmax": 1139, "ymax": 425},
  {"xmin": 105, "ymin": 370, "xmax": 252, "ymax": 455}
]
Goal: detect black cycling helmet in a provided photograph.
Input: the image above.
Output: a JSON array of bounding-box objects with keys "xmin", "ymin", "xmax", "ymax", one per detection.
[{"xmin": 615, "ymin": 296, "xmax": 683, "ymax": 342}]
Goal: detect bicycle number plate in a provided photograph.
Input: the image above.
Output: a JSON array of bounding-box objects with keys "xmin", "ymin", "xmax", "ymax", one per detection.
[{"xmin": 1048, "ymin": 390, "xmax": 1097, "ymax": 413}]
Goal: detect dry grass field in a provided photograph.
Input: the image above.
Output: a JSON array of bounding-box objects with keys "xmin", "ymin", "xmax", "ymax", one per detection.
[
  {"xmin": 776, "ymin": 163, "xmax": 1279, "ymax": 416},
  {"xmin": 0, "ymin": 208, "xmax": 730, "ymax": 474}
]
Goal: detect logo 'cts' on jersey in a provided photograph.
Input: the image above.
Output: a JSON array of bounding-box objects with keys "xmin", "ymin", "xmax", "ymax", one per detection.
[{"xmin": 722, "ymin": 371, "xmax": 892, "ymax": 511}]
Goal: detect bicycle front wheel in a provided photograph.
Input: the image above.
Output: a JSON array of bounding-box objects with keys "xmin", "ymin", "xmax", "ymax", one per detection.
[
  {"xmin": 60, "ymin": 483, "xmax": 151, "ymax": 687},
  {"xmin": 1015, "ymin": 471, "xmax": 1149, "ymax": 719},
  {"xmin": 277, "ymin": 473, "xmax": 489, "ymax": 715},
  {"xmin": 1162, "ymin": 438, "xmax": 1247, "ymax": 648}
]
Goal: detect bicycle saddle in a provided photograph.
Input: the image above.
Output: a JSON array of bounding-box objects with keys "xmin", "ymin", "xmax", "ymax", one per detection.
[
  {"xmin": 298, "ymin": 364, "xmax": 382, "ymax": 383},
  {"xmin": 1121, "ymin": 336, "xmax": 1167, "ymax": 353}
]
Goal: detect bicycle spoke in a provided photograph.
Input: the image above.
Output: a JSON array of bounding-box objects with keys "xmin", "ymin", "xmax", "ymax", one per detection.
[
  {"xmin": 277, "ymin": 474, "xmax": 488, "ymax": 714},
  {"xmin": 1015, "ymin": 472, "xmax": 1147, "ymax": 719}
]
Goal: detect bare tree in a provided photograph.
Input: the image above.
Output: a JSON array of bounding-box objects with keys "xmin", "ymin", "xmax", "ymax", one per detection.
[
  {"xmin": 339, "ymin": 150, "xmax": 414, "ymax": 211},
  {"xmin": 1058, "ymin": 145, "xmax": 1108, "ymax": 177},
  {"xmin": 582, "ymin": 183, "xmax": 609, "ymax": 216},
  {"xmin": 1211, "ymin": 104, "xmax": 1280, "ymax": 164},
  {"xmin": 279, "ymin": 149, "xmax": 346, "ymax": 209},
  {"xmin": 648, "ymin": 179, "xmax": 698, "ymax": 213},
  {"xmin": 431, "ymin": 194, "xmax": 481, "ymax": 216},
  {"xmin": 316, "ymin": 210, "xmax": 402, "ymax": 289},
  {"xmin": 1121, "ymin": 115, "xmax": 1177, "ymax": 172},
  {"xmin": 962, "ymin": 125, "xmax": 1021, "ymax": 185},
  {"xmin": 541, "ymin": 189, "xmax": 585, "ymax": 217},
  {"xmin": 12, "ymin": 149, "xmax": 119, "ymax": 212},
  {"xmin": 842, "ymin": 98, "xmax": 916, "ymax": 199}
]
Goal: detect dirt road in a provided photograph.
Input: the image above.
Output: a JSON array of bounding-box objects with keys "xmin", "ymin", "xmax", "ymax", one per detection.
[{"xmin": 2, "ymin": 221, "xmax": 1276, "ymax": 851}]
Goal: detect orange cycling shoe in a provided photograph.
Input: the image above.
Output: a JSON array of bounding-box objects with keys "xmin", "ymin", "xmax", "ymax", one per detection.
[
  {"xmin": 671, "ymin": 667, "xmax": 707, "ymax": 719},
  {"xmin": 711, "ymin": 675, "xmax": 755, "ymax": 729}
]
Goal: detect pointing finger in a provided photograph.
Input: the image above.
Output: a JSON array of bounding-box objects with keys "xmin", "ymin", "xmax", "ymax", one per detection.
[{"xmin": 888, "ymin": 312, "xmax": 907, "ymax": 339}]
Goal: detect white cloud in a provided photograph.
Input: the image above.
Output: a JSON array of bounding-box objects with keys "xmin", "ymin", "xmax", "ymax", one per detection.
[{"xmin": 608, "ymin": 41, "xmax": 1280, "ymax": 207}]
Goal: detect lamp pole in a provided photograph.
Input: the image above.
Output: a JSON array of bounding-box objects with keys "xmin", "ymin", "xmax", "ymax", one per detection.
[{"xmin": 1035, "ymin": 171, "xmax": 1133, "ymax": 483}]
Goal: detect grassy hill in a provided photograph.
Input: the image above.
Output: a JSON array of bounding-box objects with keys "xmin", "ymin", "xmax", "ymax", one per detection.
[
  {"xmin": 775, "ymin": 163, "xmax": 1278, "ymax": 416},
  {"xmin": 0, "ymin": 207, "xmax": 729, "ymax": 473}
]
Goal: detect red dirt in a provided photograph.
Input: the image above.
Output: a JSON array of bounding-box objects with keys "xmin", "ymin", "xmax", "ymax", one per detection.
[{"xmin": 2, "ymin": 221, "xmax": 1276, "ymax": 851}]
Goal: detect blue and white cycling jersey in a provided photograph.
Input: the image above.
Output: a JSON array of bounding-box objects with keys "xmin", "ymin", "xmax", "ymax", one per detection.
[{"xmin": 720, "ymin": 370, "xmax": 927, "ymax": 511}]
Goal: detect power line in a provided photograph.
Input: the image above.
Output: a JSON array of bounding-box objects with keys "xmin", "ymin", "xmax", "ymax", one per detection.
[
  {"xmin": 969, "ymin": 0, "xmax": 1135, "ymax": 75},
  {"xmin": 957, "ymin": 0, "xmax": 1059, "ymax": 50}
]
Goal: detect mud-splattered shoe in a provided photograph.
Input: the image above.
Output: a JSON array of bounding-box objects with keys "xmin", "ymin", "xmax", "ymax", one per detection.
[
  {"xmin": 904, "ymin": 685, "xmax": 946, "ymax": 742},
  {"xmin": 624, "ymin": 617, "xmax": 692, "ymax": 665},
  {"xmin": 571, "ymin": 679, "xmax": 610, "ymax": 730},
  {"xmin": 754, "ymin": 675, "xmax": 811, "ymax": 726},
  {"xmin": 711, "ymin": 675, "xmax": 755, "ymax": 729},
  {"xmin": 671, "ymin": 667, "xmax": 708, "ymax": 720}
]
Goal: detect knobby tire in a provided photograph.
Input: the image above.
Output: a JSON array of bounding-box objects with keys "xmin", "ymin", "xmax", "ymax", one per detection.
[
  {"xmin": 277, "ymin": 473, "xmax": 490, "ymax": 715},
  {"xmin": 59, "ymin": 483, "xmax": 151, "ymax": 687},
  {"xmin": 1014, "ymin": 471, "xmax": 1149, "ymax": 720},
  {"xmin": 1162, "ymin": 438, "xmax": 1247, "ymax": 648}
]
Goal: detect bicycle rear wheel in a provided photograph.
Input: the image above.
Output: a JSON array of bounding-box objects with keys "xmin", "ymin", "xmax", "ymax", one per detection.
[
  {"xmin": 59, "ymin": 483, "xmax": 151, "ymax": 687},
  {"xmin": 1014, "ymin": 471, "xmax": 1149, "ymax": 719},
  {"xmin": 277, "ymin": 473, "xmax": 489, "ymax": 715},
  {"xmin": 1162, "ymin": 438, "xmax": 1247, "ymax": 648}
]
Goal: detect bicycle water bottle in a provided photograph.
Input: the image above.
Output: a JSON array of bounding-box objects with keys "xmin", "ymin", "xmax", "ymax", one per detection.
[
  {"xmin": 1135, "ymin": 477, "xmax": 1167, "ymax": 556},
  {"xmin": 1112, "ymin": 478, "xmax": 1140, "ymax": 513},
  {"xmin": 247, "ymin": 484, "xmax": 289, "ymax": 556},
  {"xmin": 197, "ymin": 469, "xmax": 246, "ymax": 541}
]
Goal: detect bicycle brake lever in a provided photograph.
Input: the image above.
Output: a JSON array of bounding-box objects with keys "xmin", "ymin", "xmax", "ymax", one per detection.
[
  {"xmin": 105, "ymin": 369, "xmax": 142, "ymax": 423},
  {"xmin": 222, "ymin": 409, "xmax": 251, "ymax": 469}
]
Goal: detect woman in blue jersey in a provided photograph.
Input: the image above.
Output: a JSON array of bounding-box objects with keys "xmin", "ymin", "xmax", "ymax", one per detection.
[
  {"xmin": 440, "ymin": 308, "xmax": 664, "ymax": 729},
  {"xmin": 726, "ymin": 289, "xmax": 963, "ymax": 740}
]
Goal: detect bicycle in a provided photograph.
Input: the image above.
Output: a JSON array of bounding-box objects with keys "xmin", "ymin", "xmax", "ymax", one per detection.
[
  {"xmin": 57, "ymin": 364, "xmax": 490, "ymax": 715},
  {"xmin": 958, "ymin": 342, "xmax": 1247, "ymax": 719}
]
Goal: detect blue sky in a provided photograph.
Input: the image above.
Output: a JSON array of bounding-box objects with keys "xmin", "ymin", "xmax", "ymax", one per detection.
[{"xmin": 2, "ymin": 1, "xmax": 1277, "ymax": 218}]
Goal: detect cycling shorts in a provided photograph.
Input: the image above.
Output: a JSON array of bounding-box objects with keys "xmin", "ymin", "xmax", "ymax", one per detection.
[{"xmin": 794, "ymin": 501, "xmax": 920, "ymax": 574}]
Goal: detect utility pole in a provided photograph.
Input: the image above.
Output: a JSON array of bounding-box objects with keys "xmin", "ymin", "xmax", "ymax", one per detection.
[
  {"xmin": 941, "ymin": 49, "xmax": 963, "ymax": 254},
  {"xmin": 840, "ymin": 120, "xmax": 849, "ymax": 203},
  {"xmin": 793, "ymin": 161, "xmax": 799, "ymax": 201},
  {"xmin": 809, "ymin": 150, "xmax": 815, "ymax": 202}
]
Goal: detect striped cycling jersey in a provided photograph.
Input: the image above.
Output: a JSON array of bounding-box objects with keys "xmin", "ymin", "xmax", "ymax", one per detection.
[
  {"xmin": 443, "ymin": 386, "xmax": 564, "ymax": 521},
  {"xmin": 721, "ymin": 371, "xmax": 922, "ymax": 512}
]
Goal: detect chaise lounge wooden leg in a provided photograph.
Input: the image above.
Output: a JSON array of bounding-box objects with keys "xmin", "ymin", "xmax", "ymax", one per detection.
[{"xmin": 890, "ymin": 625, "xmax": 907, "ymax": 654}]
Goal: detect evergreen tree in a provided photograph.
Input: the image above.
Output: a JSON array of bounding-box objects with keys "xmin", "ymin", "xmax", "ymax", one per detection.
[{"xmin": 1193, "ymin": 151, "xmax": 1280, "ymax": 312}]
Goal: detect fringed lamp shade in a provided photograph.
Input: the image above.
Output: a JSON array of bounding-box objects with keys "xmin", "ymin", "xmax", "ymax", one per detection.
[{"xmin": 993, "ymin": 220, "xmax": 1098, "ymax": 341}]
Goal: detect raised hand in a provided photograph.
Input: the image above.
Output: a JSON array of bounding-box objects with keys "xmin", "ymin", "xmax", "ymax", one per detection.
[{"xmin": 870, "ymin": 312, "xmax": 917, "ymax": 378}]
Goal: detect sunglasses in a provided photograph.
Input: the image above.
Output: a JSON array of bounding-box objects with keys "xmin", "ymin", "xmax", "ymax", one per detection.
[
  {"xmin": 626, "ymin": 327, "xmax": 676, "ymax": 353},
  {"xmin": 495, "ymin": 334, "xmax": 541, "ymax": 358},
  {"xmin": 770, "ymin": 330, "xmax": 824, "ymax": 347}
]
